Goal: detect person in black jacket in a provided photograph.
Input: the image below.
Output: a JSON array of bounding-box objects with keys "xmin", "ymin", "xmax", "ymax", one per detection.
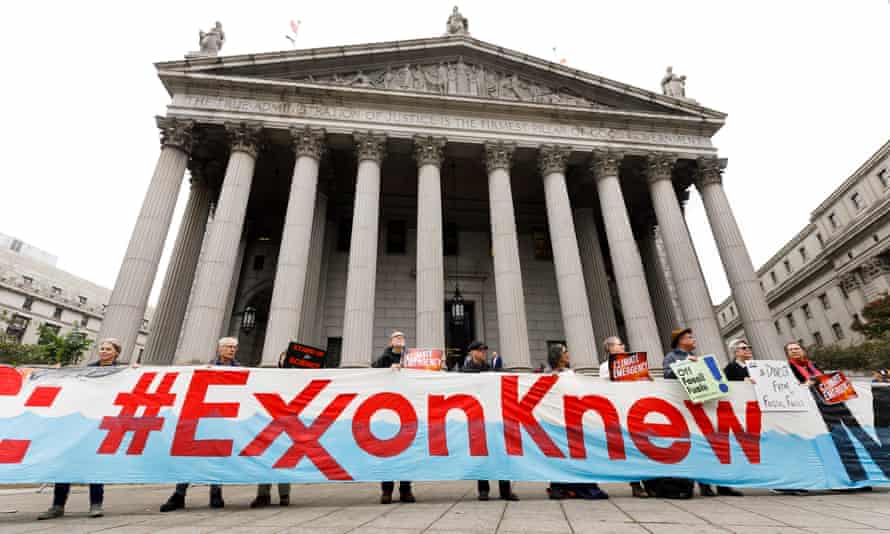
[
  {"xmin": 372, "ymin": 330, "xmax": 416, "ymax": 504},
  {"xmin": 723, "ymin": 339, "xmax": 753, "ymax": 382},
  {"xmin": 461, "ymin": 341, "xmax": 519, "ymax": 501}
]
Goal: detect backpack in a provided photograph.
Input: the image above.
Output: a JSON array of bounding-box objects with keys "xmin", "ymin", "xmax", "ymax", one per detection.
[{"xmin": 643, "ymin": 478, "xmax": 695, "ymax": 499}]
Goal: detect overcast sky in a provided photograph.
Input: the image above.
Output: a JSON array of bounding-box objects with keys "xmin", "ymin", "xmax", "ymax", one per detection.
[{"xmin": 1, "ymin": 0, "xmax": 887, "ymax": 307}]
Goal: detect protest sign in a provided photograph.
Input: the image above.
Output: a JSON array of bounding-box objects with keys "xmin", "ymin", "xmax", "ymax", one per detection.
[
  {"xmin": 284, "ymin": 342, "xmax": 326, "ymax": 369},
  {"xmin": 746, "ymin": 360, "xmax": 810, "ymax": 412},
  {"xmin": 402, "ymin": 348, "xmax": 445, "ymax": 370},
  {"xmin": 608, "ymin": 352, "xmax": 650, "ymax": 382},
  {"xmin": 815, "ymin": 371, "xmax": 859, "ymax": 405},
  {"xmin": 670, "ymin": 354, "xmax": 730, "ymax": 403}
]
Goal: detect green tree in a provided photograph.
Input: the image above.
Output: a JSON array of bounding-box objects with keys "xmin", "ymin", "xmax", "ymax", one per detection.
[
  {"xmin": 35, "ymin": 323, "xmax": 92, "ymax": 366},
  {"xmin": 853, "ymin": 293, "xmax": 890, "ymax": 340}
]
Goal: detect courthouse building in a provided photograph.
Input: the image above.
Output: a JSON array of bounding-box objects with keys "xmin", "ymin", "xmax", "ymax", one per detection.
[
  {"xmin": 718, "ymin": 141, "xmax": 890, "ymax": 349},
  {"xmin": 97, "ymin": 9, "xmax": 782, "ymax": 369}
]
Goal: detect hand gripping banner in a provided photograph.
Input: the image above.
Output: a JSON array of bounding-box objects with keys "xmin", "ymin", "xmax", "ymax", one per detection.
[{"xmin": 1, "ymin": 365, "xmax": 889, "ymax": 489}]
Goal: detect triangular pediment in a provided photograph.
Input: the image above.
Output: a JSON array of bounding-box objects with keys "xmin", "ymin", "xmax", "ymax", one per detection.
[{"xmin": 158, "ymin": 35, "xmax": 725, "ymax": 124}]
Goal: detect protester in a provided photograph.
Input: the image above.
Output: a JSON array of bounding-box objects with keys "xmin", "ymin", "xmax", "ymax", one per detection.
[
  {"xmin": 547, "ymin": 343, "xmax": 609, "ymax": 500},
  {"xmin": 723, "ymin": 339, "xmax": 753, "ymax": 382},
  {"xmin": 461, "ymin": 341, "xmax": 519, "ymax": 501},
  {"xmin": 38, "ymin": 339, "xmax": 123, "ymax": 520},
  {"xmin": 490, "ymin": 351, "xmax": 504, "ymax": 370},
  {"xmin": 160, "ymin": 337, "xmax": 241, "ymax": 512},
  {"xmin": 250, "ymin": 351, "xmax": 292, "ymax": 508},
  {"xmin": 372, "ymin": 330, "xmax": 416, "ymax": 504}
]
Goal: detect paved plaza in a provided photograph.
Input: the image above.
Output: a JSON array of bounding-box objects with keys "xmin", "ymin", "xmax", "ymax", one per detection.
[{"xmin": 1, "ymin": 482, "xmax": 888, "ymax": 533}]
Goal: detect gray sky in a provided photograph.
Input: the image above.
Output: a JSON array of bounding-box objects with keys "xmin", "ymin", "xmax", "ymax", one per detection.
[{"xmin": 1, "ymin": 0, "xmax": 887, "ymax": 306}]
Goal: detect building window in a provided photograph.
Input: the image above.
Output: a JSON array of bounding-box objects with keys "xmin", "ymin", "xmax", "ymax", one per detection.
[
  {"xmin": 875, "ymin": 234, "xmax": 880, "ymax": 244},
  {"xmin": 832, "ymin": 323, "xmax": 845, "ymax": 340},
  {"xmin": 813, "ymin": 331, "xmax": 824, "ymax": 346},
  {"xmin": 10, "ymin": 239, "xmax": 23, "ymax": 253},
  {"xmin": 730, "ymin": 305, "xmax": 735, "ymax": 316},
  {"xmin": 840, "ymin": 284, "xmax": 850, "ymax": 300},
  {"xmin": 5, "ymin": 315, "xmax": 30, "ymax": 343},
  {"xmin": 444, "ymin": 222, "xmax": 459, "ymax": 256},
  {"xmin": 759, "ymin": 281, "xmax": 765, "ymax": 292},
  {"xmin": 783, "ymin": 259, "xmax": 792, "ymax": 274},
  {"xmin": 828, "ymin": 212, "xmax": 839, "ymax": 229},
  {"xmin": 252, "ymin": 255, "xmax": 265, "ymax": 271},
  {"xmin": 799, "ymin": 247, "xmax": 808, "ymax": 262},
  {"xmin": 386, "ymin": 220, "xmax": 408, "ymax": 255},
  {"xmin": 22, "ymin": 296, "xmax": 34, "ymax": 311},
  {"xmin": 850, "ymin": 192, "xmax": 862, "ymax": 211},
  {"xmin": 802, "ymin": 303, "xmax": 812, "ymax": 319},
  {"xmin": 141, "ymin": 319, "xmax": 149, "ymax": 331},
  {"xmin": 770, "ymin": 271, "xmax": 778, "ymax": 284},
  {"xmin": 878, "ymin": 168, "xmax": 888, "ymax": 189},
  {"xmin": 336, "ymin": 217, "xmax": 352, "ymax": 252},
  {"xmin": 847, "ymin": 251, "xmax": 854, "ymax": 260},
  {"xmin": 721, "ymin": 312, "xmax": 726, "ymax": 323},
  {"xmin": 775, "ymin": 320, "xmax": 782, "ymax": 334},
  {"xmin": 22, "ymin": 275, "xmax": 33, "ymax": 287},
  {"xmin": 52, "ymin": 307, "xmax": 63, "ymax": 320},
  {"xmin": 78, "ymin": 295, "xmax": 87, "ymax": 305},
  {"xmin": 51, "ymin": 286, "xmax": 62, "ymax": 297},
  {"xmin": 786, "ymin": 313, "xmax": 796, "ymax": 328},
  {"xmin": 81, "ymin": 315, "xmax": 90, "ymax": 329},
  {"xmin": 816, "ymin": 233, "xmax": 825, "ymax": 248},
  {"xmin": 818, "ymin": 293, "xmax": 831, "ymax": 310}
]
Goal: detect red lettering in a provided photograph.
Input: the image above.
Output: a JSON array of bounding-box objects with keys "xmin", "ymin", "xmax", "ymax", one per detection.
[
  {"xmin": 0, "ymin": 367, "xmax": 28, "ymax": 463},
  {"xmin": 685, "ymin": 401, "xmax": 762, "ymax": 464},
  {"xmin": 428, "ymin": 394, "xmax": 488, "ymax": 456},
  {"xmin": 501, "ymin": 375, "xmax": 565, "ymax": 458},
  {"xmin": 352, "ymin": 393, "xmax": 418, "ymax": 457},
  {"xmin": 239, "ymin": 380, "xmax": 356, "ymax": 480},
  {"xmin": 564, "ymin": 395, "xmax": 625, "ymax": 460},
  {"xmin": 0, "ymin": 366, "xmax": 22, "ymax": 396},
  {"xmin": 627, "ymin": 397, "xmax": 690, "ymax": 464},
  {"xmin": 170, "ymin": 370, "xmax": 247, "ymax": 457}
]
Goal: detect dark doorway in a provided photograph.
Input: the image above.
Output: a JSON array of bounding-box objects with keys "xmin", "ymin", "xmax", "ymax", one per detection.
[{"xmin": 445, "ymin": 300, "xmax": 475, "ymax": 370}]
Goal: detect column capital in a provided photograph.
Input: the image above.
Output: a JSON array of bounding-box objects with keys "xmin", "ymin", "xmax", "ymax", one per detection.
[
  {"xmin": 695, "ymin": 157, "xmax": 727, "ymax": 188},
  {"xmin": 354, "ymin": 131, "xmax": 388, "ymax": 163},
  {"xmin": 290, "ymin": 126, "xmax": 326, "ymax": 161},
  {"xmin": 644, "ymin": 153, "xmax": 678, "ymax": 185},
  {"xmin": 156, "ymin": 116, "xmax": 195, "ymax": 154},
  {"xmin": 589, "ymin": 150, "xmax": 623, "ymax": 180},
  {"xmin": 538, "ymin": 145, "xmax": 572, "ymax": 176},
  {"xmin": 413, "ymin": 135, "xmax": 447, "ymax": 168},
  {"xmin": 484, "ymin": 141, "xmax": 515, "ymax": 173},
  {"xmin": 225, "ymin": 122, "xmax": 263, "ymax": 158}
]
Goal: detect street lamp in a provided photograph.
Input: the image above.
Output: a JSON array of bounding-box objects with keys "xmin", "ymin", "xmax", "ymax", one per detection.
[
  {"xmin": 449, "ymin": 285, "xmax": 465, "ymax": 326},
  {"xmin": 240, "ymin": 306, "xmax": 256, "ymax": 334}
]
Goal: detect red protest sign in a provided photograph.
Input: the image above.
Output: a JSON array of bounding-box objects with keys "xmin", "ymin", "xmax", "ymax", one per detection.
[
  {"xmin": 402, "ymin": 348, "xmax": 444, "ymax": 371},
  {"xmin": 814, "ymin": 371, "xmax": 858, "ymax": 405},
  {"xmin": 284, "ymin": 342, "xmax": 327, "ymax": 369},
  {"xmin": 609, "ymin": 352, "xmax": 650, "ymax": 382}
]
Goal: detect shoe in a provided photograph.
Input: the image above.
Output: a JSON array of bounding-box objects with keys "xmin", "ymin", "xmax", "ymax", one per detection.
[
  {"xmin": 699, "ymin": 484, "xmax": 717, "ymax": 497},
  {"xmin": 210, "ymin": 495, "xmax": 225, "ymax": 509},
  {"xmin": 37, "ymin": 506, "xmax": 64, "ymax": 520},
  {"xmin": 399, "ymin": 490, "xmax": 416, "ymax": 503},
  {"xmin": 717, "ymin": 487, "xmax": 744, "ymax": 497},
  {"xmin": 160, "ymin": 493, "xmax": 185, "ymax": 513},
  {"xmin": 501, "ymin": 492, "xmax": 520, "ymax": 501},
  {"xmin": 88, "ymin": 504, "xmax": 104, "ymax": 518},
  {"xmin": 478, "ymin": 490, "xmax": 490, "ymax": 501},
  {"xmin": 249, "ymin": 495, "xmax": 271, "ymax": 508},
  {"xmin": 380, "ymin": 492, "xmax": 393, "ymax": 504},
  {"xmin": 280, "ymin": 495, "xmax": 290, "ymax": 506},
  {"xmin": 770, "ymin": 489, "xmax": 808, "ymax": 496},
  {"xmin": 631, "ymin": 484, "xmax": 649, "ymax": 498},
  {"xmin": 548, "ymin": 488, "xmax": 566, "ymax": 500}
]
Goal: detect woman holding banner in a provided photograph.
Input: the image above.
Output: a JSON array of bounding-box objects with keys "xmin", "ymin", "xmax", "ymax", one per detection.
[{"xmin": 38, "ymin": 339, "xmax": 123, "ymax": 520}]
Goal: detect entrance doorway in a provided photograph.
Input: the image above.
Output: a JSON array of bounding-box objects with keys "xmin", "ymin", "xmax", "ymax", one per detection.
[{"xmin": 445, "ymin": 300, "xmax": 475, "ymax": 370}]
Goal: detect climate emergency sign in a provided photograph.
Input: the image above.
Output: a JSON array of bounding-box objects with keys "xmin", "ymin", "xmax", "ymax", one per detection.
[{"xmin": 0, "ymin": 366, "xmax": 885, "ymax": 489}]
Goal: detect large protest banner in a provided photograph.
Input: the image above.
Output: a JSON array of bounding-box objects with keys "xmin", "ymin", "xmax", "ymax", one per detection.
[{"xmin": 0, "ymin": 365, "xmax": 888, "ymax": 489}]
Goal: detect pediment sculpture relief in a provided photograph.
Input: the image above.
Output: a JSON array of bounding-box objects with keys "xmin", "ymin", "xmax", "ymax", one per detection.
[{"xmin": 294, "ymin": 59, "xmax": 608, "ymax": 108}]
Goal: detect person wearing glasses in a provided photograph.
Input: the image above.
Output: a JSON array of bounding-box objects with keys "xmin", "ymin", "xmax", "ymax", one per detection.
[{"xmin": 723, "ymin": 339, "xmax": 753, "ymax": 382}]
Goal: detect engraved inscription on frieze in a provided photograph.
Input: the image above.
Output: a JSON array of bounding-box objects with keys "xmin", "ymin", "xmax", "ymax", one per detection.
[{"xmin": 293, "ymin": 58, "xmax": 606, "ymax": 108}]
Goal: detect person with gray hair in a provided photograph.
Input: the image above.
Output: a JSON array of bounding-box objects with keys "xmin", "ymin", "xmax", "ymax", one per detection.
[
  {"xmin": 723, "ymin": 339, "xmax": 753, "ymax": 382},
  {"xmin": 160, "ymin": 337, "xmax": 242, "ymax": 513}
]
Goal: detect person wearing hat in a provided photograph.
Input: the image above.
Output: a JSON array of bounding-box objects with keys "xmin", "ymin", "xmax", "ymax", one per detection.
[
  {"xmin": 461, "ymin": 341, "xmax": 520, "ymax": 501},
  {"xmin": 372, "ymin": 330, "xmax": 416, "ymax": 503}
]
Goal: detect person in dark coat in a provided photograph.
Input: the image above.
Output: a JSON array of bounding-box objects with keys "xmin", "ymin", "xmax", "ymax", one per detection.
[
  {"xmin": 372, "ymin": 330, "xmax": 416, "ymax": 504},
  {"xmin": 461, "ymin": 341, "xmax": 519, "ymax": 501},
  {"xmin": 723, "ymin": 339, "xmax": 753, "ymax": 382},
  {"xmin": 38, "ymin": 338, "xmax": 124, "ymax": 520}
]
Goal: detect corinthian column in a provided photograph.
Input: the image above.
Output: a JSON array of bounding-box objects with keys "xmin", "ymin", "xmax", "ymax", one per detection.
[
  {"xmin": 260, "ymin": 127, "xmax": 326, "ymax": 367},
  {"xmin": 696, "ymin": 158, "xmax": 782, "ymax": 360},
  {"xmin": 175, "ymin": 122, "xmax": 262, "ymax": 363},
  {"xmin": 298, "ymin": 191, "xmax": 329, "ymax": 347},
  {"xmin": 414, "ymin": 136, "xmax": 447, "ymax": 349},
  {"xmin": 573, "ymin": 207, "xmax": 619, "ymax": 352},
  {"xmin": 486, "ymin": 141, "xmax": 531, "ymax": 368},
  {"xmin": 340, "ymin": 132, "xmax": 387, "ymax": 367},
  {"xmin": 141, "ymin": 159, "xmax": 213, "ymax": 364},
  {"xmin": 591, "ymin": 151, "xmax": 663, "ymax": 365},
  {"xmin": 539, "ymin": 145, "xmax": 598, "ymax": 366},
  {"xmin": 646, "ymin": 154, "xmax": 727, "ymax": 362},
  {"xmin": 93, "ymin": 117, "xmax": 194, "ymax": 363}
]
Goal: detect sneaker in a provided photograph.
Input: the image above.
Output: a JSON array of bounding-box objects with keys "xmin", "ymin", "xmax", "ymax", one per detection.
[
  {"xmin": 380, "ymin": 492, "xmax": 393, "ymax": 505},
  {"xmin": 88, "ymin": 504, "xmax": 104, "ymax": 518},
  {"xmin": 399, "ymin": 490, "xmax": 416, "ymax": 503},
  {"xmin": 209, "ymin": 495, "xmax": 225, "ymax": 509},
  {"xmin": 547, "ymin": 488, "xmax": 566, "ymax": 500},
  {"xmin": 500, "ymin": 492, "xmax": 520, "ymax": 501},
  {"xmin": 699, "ymin": 484, "xmax": 717, "ymax": 497},
  {"xmin": 159, "ymin": 493, "xmax": 185, "ymax": 513},
  {"xmin": 478, "ymin": 490, "xmax": 490, "ymax": 501},
  {"xmin": 249, "ymin": 495, "xmax": 271, "ymax": 509},
  {"xmin": 280, "ymin": 495, "xmax": 290, "ymax": 506},
  {"xmin": 631, "ymin": 484, "xmax": 649, "ymax": 498},
  {"xmin": 37, "ymin": 506, "xmax": 64, "ymax": 520}
]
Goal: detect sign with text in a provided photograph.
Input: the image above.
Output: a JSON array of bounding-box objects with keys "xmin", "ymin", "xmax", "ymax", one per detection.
[
  {"xmin": 608, "ymin": 352, "xmax": 650, "ymax": 382},
  {"xmin": 402, "ymin": 348, "xmax": 444, "ymax": 371},
  {"xmin": 815, "ymin": 371, "xmax": 859, "ymax": 405},
  {"xmin": 746, "ymin": 360, "xmax": 810, "ymax": 412},
  {"xmin": 284, "ymin": 342, "xmax": 326, "ymax": 369},
  {"xmin": 670, "ymin": 355, "xmax": 730, "ymax": 403}
]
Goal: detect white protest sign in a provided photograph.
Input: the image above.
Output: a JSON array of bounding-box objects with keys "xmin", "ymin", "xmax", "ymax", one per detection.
[{"xmin": 746, "ymin": 360, "xmax": 811, "ymax": 412}]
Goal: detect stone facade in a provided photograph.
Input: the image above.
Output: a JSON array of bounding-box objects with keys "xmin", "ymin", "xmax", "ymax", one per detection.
[{"xmin": 718, "ymin": 141, "xmax": 890, "ymax": 350}]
